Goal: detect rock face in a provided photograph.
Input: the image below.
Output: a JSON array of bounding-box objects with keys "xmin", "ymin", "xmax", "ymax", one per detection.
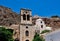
[
  {"xmin": 42, "ymin": 18, "xmax": 60, "ymax": 31},
  {"xmin": 0, "ymin": 6, "xmax": 20, "ymax": 26}
]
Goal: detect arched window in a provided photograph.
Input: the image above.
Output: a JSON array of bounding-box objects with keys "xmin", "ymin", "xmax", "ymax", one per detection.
[
  {"xmin": 27, "ymin": 15, "xmax": 30, "ymax": 20},
  {"xmin": 23, "ymin": 14, "xmax": 26, "ymax": 20},
  {"xmin": 41, "ymin": 25, "xmax": 43, "ymax": 28},
  {"xmin": 26, "ymin": 40, "xmax": 29, "ymax": 41},
  {"xmin": 25, "ymin": 30, "xmax": 29, "ymax": 36}
]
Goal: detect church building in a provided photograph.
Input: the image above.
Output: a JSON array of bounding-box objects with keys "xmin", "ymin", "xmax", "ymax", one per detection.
[
  {"xmin": 20, "ymin": 8, "xmax": 35, "ymax": 41},
  {"xmin": 10, "ymin": 8, "xmax": 48, "ymax": 41}
]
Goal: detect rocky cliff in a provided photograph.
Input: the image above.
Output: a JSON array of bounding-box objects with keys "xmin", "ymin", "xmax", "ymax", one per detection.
[
  {"xmin": 42, "ymin": 18, "xmax": 60, "ymax": 31},
  {"xmin": 0, "ymin": 6, "xmax": 20, "ymax": 26}
]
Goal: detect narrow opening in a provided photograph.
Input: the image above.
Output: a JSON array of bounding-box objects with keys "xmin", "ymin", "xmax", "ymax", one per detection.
[
  {"xmin": 41, "ymin": 25, "xmax": 43, "ymax": 28},
  {"xmin": 25, "ymin": 30, "xmax": 29, "ymax": 36},
  {"xmin": 23, "ymin": 14, "xmax": 26, "ymax": 20},
  {"xmin": 27, "ymin": 15, "xmax": 30, "ymax": 21}
]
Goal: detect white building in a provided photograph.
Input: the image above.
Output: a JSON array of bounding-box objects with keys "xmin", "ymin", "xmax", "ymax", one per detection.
[
  {"xmin": 46, "ymin": 27, "xmax": 52, "ymax": 31},
  {"xmin": 45, "ymin": 29, "xmax": 60, "ymax": 41},
  {"xmin": 35, "ymin": 19, "xmax": 46, "ymax": 33}
]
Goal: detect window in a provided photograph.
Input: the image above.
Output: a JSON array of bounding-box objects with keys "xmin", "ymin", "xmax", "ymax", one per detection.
[
  {"xmin": 27, "ymin": 15, "xmax": 30, "ymax": 20},
  {"xmin": 25, "ymin": 30, "xmax": 29, "ymax": 36},
  {"xmin": 26, "ymin": 40, "xmax": 29, "ymax": 41},
  {"xmin": 41, "ymin": 25, "xmax": 43, "ymax": 28},
  {"xmin": 23, "ymin": 14, "xmax": 26, "ymax": 20},
  {"xmin": 26, "ymin": 26, "xmax": 28, "ymax": 29},
  {"xmin": 41, "ymin": 21, "xmax": 42, "ymax": 23}
]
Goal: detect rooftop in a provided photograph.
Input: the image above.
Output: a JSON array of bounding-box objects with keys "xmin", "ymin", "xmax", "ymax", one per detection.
[{"xmin": 20, "ymin": 8, "xmax": 31, "ymax": 11}]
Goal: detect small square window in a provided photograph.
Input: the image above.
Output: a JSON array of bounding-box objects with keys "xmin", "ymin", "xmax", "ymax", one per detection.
[{"xmin": 41, "ymin": 25, "xmax": 43, "ymax": 28}]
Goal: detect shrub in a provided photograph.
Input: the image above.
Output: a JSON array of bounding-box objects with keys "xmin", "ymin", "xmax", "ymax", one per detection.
[
  {"xmin": 33, "ymin": 33, "xmax": 45, "ymax": 41},
  {"xmin": 41, "ymin": 30, "xmax": 50, "ymax": 34},
  {"xmin": 0, "ymin": 27, "xmax": 14, "ymax": 41}
]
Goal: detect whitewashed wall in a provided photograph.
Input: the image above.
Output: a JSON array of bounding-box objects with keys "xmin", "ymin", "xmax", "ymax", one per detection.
[{"xmin": 35, "ymin": 19, "xmax": 46, "ymax": 33}]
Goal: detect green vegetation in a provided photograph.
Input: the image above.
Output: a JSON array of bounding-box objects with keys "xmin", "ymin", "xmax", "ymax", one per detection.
[
  {"xmin": 0, "ymin": 27, "xmax": 14, "ymax": 41},
  {"xmin": 32, "ymin": 33, "xmax": 45, "ymax": 41},
  {"xmin": 41, "ymin": 30, "xmax": 50, "ymax": 34},
  {"xmin": 51, "ymin": 15, "xmax": 60, "ymax": 18}
]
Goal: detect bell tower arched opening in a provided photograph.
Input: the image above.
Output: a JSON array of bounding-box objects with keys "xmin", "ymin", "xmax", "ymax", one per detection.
[
  {"xmin": 23, "ymin": 14, "xmax": 26, "ymax": 20},
  {"xmin": 27, "ymin": 15, "xmax": 30, "ymax": 21},
  {"xmin": 25, "ymin": 30, "xmax": 29, "ymax": 36}
]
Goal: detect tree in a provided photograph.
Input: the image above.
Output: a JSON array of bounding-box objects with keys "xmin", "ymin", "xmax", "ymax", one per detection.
[
  {"xmin": 0, "ymin": 27, "xmax": 14, "ymax": 41},
  {"xmin": 41, "ymin": 30, "xmax": 50, "ymax": 34},
  {"xmin": 51, "ymin": 15, "xmax": 60, "ymax": 18},
  {"xmin": 32, "ymin": 33, "xmax": 44, "ymax": 41}
]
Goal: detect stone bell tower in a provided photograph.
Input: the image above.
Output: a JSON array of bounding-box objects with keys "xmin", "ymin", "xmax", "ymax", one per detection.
[
  {"xmin": 20, "ymin": 8, "xmax": 32, "ymax": 24},
  {"xmin": 20, "ymin": 8, "xmax": 35, "ymax": 41}
]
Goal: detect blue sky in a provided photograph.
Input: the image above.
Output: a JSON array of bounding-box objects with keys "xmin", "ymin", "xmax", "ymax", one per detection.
[{"xmin": 0, "ymin": 0, "xmax": 60, "ymax": 17}]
